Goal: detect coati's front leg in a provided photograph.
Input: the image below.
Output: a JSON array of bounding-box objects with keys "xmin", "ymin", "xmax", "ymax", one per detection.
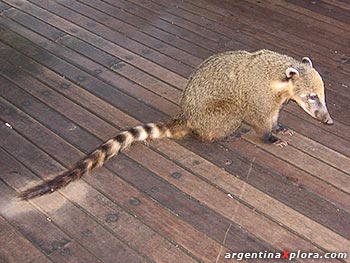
[{"xmin": 251, "ymin": 114, "xmax": 288, "ymax": 148}]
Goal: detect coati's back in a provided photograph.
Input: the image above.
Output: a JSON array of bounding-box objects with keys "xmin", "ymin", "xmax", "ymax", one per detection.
[{"xmin": 182, "ymin": 49, "xmax": 297, "ymax": 117}]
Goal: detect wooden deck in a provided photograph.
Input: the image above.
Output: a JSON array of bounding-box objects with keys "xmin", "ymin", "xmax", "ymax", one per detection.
[{"xmin": 0, "ymin": 0, "xmax": 349, "ymax": 262}]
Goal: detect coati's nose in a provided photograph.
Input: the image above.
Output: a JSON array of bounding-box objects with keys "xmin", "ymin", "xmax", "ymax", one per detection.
[
  {"xmin": 321, "ymin": 112, "xmax": 334, "ymax": 125},
  {"xmin": 324, "ymin": 117, "xmax": 334, "ymax": 125},
  {"xmin": 316, "ymin": 109, "xmax": 333, "ymax": 125}
]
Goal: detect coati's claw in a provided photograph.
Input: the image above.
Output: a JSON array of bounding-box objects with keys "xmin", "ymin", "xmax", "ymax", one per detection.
[
  {"xmin": 274, "ymin": 140, "xmax": 288, "ymax": 148},
  {"xmin": 281, "ymin": 128, "xmax": 294, "ymax": 136}
]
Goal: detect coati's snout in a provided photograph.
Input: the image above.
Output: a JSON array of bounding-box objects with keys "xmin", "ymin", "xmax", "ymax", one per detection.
[
  {"xmin": 287, "ymin": 57, "xmax": 333, "ymax": 126},
  {"xmin": 295, "ymin": 94, "xmax": 334, "ymax": 125}
]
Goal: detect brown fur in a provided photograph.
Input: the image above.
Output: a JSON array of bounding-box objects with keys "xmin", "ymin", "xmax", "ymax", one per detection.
[{"xmin": 19, "ymin": 49, "xmax": 333, "ymax": 200}]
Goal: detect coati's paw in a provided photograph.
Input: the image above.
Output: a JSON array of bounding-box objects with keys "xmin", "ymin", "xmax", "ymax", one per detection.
[
  {"xmin": 262, "ymin": 133, "xmax": 288, "ymax": 147},
  {"xmin": 274, "ymin": 124, "xmax": 294, "ymax": 136}
]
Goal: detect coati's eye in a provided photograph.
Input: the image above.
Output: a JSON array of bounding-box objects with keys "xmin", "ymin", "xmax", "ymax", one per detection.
[{"xmin": 308, "ymin": 94, "xmax": 318, "ymax": 102}]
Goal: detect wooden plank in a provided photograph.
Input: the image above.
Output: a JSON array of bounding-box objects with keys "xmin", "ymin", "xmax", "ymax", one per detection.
[
  {"xmin": 283, "ymin": 103, "xmax": 350, "ymax": 145},
  {"xmin": 324, "ymin": 0, "xmax": 350, "ymax": 11},
  {"xmin": 0, "ymin": 6, "xmax": 186, "ymax": 87},
  {"xmin": 116, "ymin": 0, "xmax": 231, "ymax": 43},
  {"xmin": 0, "ymin": 54, "xmax": 138, "ymax": 130},
  {"xmin": 0, "ymin": 149, "xmax": 151, "ymax": 263},
  {"xmin": 0, "ymin": 63, "xmax": 116, "ymax": 140},
  {"xmin": 0, "ymin": 21, "xmax": 179, "ymax": 117},
  {"xmin": 3, "ymin": 0, "xmax": 193, "ymax": 77},
  {"xmin": 280, "ymin": 130, "xmax": 350, "ymax": 174},
  {"xmin": 243, "ymin": 132, "xmax": 350, "ymax": 194},
  {"xmin": 0, "ymin": 215, "xmax": 52, "ymax": 263},
  {"xmin": 55, "ymin": 35, "xmax": 182, "ymax": 102},
  {"xmin": 158, "ymin": 0, "xmax": 344, "ymax": 61},
  {"xmin": 264, "ymin": 0, "xmax": 350, "ymax": 32},
  {"xmin": 224, "ymin": 0, "xmax": 350, "ymax": 51},
  {"xmin": 61, "ymin": 0, "xmax": 218, "ymax": 58},
  {"xmin": 104, "ymin": 155, "xmax": 274, "ymax": 256},
  {"xmin": 0, "ymin": 2, "xmax": 189, "ymax": 86},
  {"xmin": 0, "ymin": 32, "xmax": 167, "ymax": 125},
  {"xmin": 61, "ymin": 183, "xmax": 202, "ymax": 263},
  {"xmin": 0, "ymin": 1, "xmax": 11, "ymax": 12},
  {"xmin": 130, "ymin": 0, "xmax": 259, "ymax": 51},
  {"xmin": 53, "ymin": 0, "xmax": 206, "ymax": 66},
  {"xmin": 286, "ymin": 0, "xmax": 350, "ymax": 25},
  {"xmin": 1, "ymin": 11, "xmax": 181, "ymax": 105},
  {"xmin": 0, "ymin": 161, "xmax": 101, "ymax": 263},
  {"xmin": 221, "ymin": 1, "xmax": 349, "ymax": 57},
  {"xmin": 222, "ymin": 138, "xmax": 350, "ymax": 213},
  {"xmin": 0, "ymin": 76, "xmax": 102, "ymax": 154},
  {"xmin": 0, "ymin": 15, "xmax": 182, "ymax": 109},
  {"xmin": 181, "ymin": 136, "xmax": 350, "ymax": 236},
  {"xmin": 129, "ymin": 141, "xmax": 350, "ymax": 253}
]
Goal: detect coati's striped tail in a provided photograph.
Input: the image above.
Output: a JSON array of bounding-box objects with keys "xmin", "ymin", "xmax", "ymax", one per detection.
[{"xmin": 18, "ymin": 120, "xmax": 189, "ymax": 200}]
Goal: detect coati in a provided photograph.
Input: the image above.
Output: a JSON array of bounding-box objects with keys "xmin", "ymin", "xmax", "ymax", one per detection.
[{"xmin": 19, "ymin": 49, "xmax": 333, "ymax": 200}]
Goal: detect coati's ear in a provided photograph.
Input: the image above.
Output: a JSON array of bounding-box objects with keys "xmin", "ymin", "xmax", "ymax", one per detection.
[
  {"xmin": 285, "ymin": 67, "xmax": 299, "ymax": 79},
  {"xmin": 302, "ymin": 57, "xmax": 313, "ymax": 67}
]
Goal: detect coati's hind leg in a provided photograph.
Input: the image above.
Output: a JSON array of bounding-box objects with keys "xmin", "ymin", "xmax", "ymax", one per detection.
[
  {"xmin": 199, "ymin": 122, "xmax": 243, "ymax": 142},
  {"xmin": 187, "ymin": 101, "xmax": 243, "ymax": 142},
  {"xmin": 191, "ymin": 118, "xmax": 242, "ymax": 142}
]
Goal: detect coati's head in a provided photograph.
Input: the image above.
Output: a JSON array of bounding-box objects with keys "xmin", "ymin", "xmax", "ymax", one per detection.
[{"xmin": 285, "ymin": 57, "xmax": 333, "ymax": 125}]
